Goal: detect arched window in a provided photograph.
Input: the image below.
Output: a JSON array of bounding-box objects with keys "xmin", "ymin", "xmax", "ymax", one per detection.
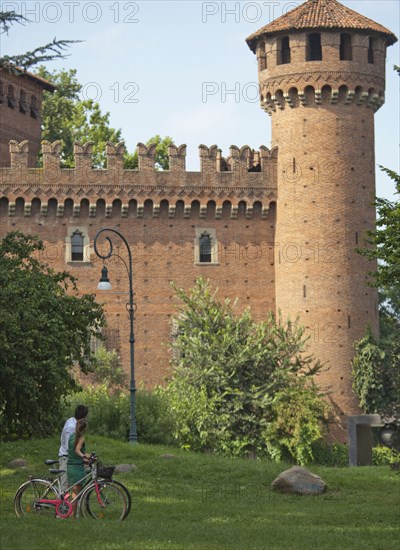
[
  {"xmin": 19, "ymin": 89, "xmax": 28, "ymax": 113},
  {"xmin": 340, "ymin": 33, "xmax": 352, "ymax": 60},
  {"xmin": 307, "ymin": 33, "xmax": 322, "ymax": 61},
  {"xmin": 7, "ymin": 85, "xmax": 16, "ymax": 108},
  {"xmin": 368, "ymin": 37, "xmax": 375, "ymax": 64},
  {"xmin": 199, "ymin": 233, "xmax": 212, "ymax": 263},
  {"xmin": 278, "ymin": 36, "xmax": 291, "ymax": 65},
  {"xmin": 30, "ymin": 95, "xmax": 39, "ymax": 119},
  {"xmin": 194, "ymin": 227, "xmax": 218, "ymax": 264},
  {"xmin": 71, "ymin": 231, "xmax": 84, "ymax": 261}
]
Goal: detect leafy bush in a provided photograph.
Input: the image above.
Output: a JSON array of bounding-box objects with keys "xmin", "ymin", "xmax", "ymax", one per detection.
[
  {"xmin": 135, "ymin": 386, "xmax": 176, "ymax": 445},
  {"xmin": 352, "ymin": 329, "xmax": 387, "ymax": 413},
  {"xmin": 372, "ymin": 445, "xmax": 400, "ymax": 466},
  {"xmin": 65, "ymin": 385, "xmax": 129, "ymax": 440},
  {"xmin": 64, "ymin": 385, "xmax": 175, "ymax": 445},
  {"xmin": 311, "ymin": 442, "xmax": 348, "ymax": 467},
  {"xmin": 163, "ymin": 278, "xmax": 329, "ymax": 463},
  {"xmin": 263, "ymin": 383, "xmax": 330, "ymax": 465},
  {"xmin": 352, "ymin": 329, "xmax": 400, "ymax": 444},
  {"xmin": 90, "ymin": 346, "xmax": 127, "ymax": 391}
]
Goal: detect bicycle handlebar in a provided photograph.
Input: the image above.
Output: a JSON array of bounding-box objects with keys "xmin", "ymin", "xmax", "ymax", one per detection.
[
  {"xmin": 88, "ymin": 453, "xmax": 97, "ymax": 467},
  {"xmin": 44, "ymin": 452, "xmax": 98, "ymax": 467}
]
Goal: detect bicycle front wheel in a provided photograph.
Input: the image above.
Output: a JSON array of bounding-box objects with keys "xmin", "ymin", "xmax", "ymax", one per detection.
[
  {"xmin": 80, "ymin": 480, "xmax": 129, "ymax": 521},
  {"xmin": 14, "ymin": 479, "xmax": 59, "ymax": 517}
]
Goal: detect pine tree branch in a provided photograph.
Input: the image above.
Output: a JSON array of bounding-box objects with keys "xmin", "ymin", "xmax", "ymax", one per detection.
[
  {"xmin": 0, "ymin": 38, "xmax": 82, "ymax": 72},
  {"xmin": 0, "ymin": 11, "xmax": 29, "ymax": 34}
]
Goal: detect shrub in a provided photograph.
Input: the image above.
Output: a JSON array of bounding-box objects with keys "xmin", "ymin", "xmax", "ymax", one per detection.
[
  {"xmin": 164, "ymin": 278, "xmax": 328, "ymax": 462},
  {"xmin": 311, "ymin": 442, "xmax": 348, "ymax": 467},
  {"xmin": 372, "ymin": 445, "xmax": 400, "ymax": 466},
  {"xmin": 263, "ymin": 383, "xmax": 330, "ymax": 465},
  {"xmin": 65, "ymin": 385, "xmax": 129, "ymax": 440},
  {"xmin": 64, "ymin": 385, "xmax": 175, "ymax": 445},
  {"xmin": 135, "ymin": 386, "xmax": 176, "ymax": 445}
]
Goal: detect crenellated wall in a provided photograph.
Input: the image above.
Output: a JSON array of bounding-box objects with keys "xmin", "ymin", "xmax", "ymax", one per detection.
[
  {"xmin": 0, "ymin": 139, "xmax": 278, "ymax": 389},
  {"xmin": 0, "ymin": 140, "xmax": 277, "ymax": 218}
]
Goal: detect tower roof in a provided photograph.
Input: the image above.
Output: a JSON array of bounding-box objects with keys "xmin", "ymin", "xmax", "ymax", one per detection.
[
  {"xmin": 246, "ymin": 0, "xmax": 398, "ymax": 52},
  {"xmin": 0, "ymin": 67, "xmax": 55, "ymax": 92}
]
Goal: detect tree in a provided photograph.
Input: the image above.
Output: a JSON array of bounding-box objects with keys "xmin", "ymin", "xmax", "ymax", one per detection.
[
  {"xmin": 164, "ymin": 278, "xmax": 329, "ymax": 464},
  {"xmin": 144, "ymin": 135, "xmax": 174, "ymax": 171},
  {"xmin": 353, "ymin": 67, "xmax": 400, "ymax": 439},
  {"xmin": 37, "ymin": 67, "xmax": 122, "ymax": 168},
  {"xmin": 357, "ymin": 67, "xmax": 400, "ymax": 290},
  {"xmin": 0, "ymin": 232, "xmax": 105, "ymax": 438},
  {"xmin": 89, "ymin": 346, "xmax": 127, "ymax": 392},
  {"xmin": 359, "ymin": 165, "xmax": 400, "ymax": 289},
  {"xmin": 37, "ymin": 67, "xmax": 174, "ymax": 170},
  {"xmin": 379, "ymin": 286, "xmax": 400, "ymax": 348},
  {"xmin": 0, "ymin": 11, "xmax": 78, "ymax": 72}
]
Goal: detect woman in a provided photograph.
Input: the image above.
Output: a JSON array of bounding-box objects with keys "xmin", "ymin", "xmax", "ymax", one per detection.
[{"xmin": 67, "ymin": 418, "xmax": 92, "ymax": 518}]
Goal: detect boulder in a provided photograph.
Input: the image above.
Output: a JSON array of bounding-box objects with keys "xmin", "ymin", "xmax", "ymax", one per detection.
[
  {"xmin": 271, "ymin": 466, "xmax": 326, "ymax": 495},
  {"xmin": 9, "ymin": 458, "xmax": 28, "ymax": 469},
  {"xmin": 114, "ymin": 463, "xmax": 136, "ymax": 474}
]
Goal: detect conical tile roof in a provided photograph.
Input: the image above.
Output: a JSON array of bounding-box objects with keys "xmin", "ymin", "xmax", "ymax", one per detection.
[{"xmin": 246, "ymin": 0, "xmax": 397, "ymax": 52}]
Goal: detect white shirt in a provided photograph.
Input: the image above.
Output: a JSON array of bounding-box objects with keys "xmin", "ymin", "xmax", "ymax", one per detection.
[{"xmin": 59, "ymin": 417, "xmax": 76, "ymax": 456}]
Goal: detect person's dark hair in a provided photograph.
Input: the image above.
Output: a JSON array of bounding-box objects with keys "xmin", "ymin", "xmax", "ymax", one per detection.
[
  {"xmin": 74, "ymin": 405, "xmax": 88, "ymax": 420},
  {"xmin": 74, "ymin": 419, "xmax": 88, "ymax": 450}
]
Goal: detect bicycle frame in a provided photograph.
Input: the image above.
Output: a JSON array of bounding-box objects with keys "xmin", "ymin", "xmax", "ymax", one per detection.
[{"xmin": 34, "ymin": 464, "xmax": 106, "ymax": 518}]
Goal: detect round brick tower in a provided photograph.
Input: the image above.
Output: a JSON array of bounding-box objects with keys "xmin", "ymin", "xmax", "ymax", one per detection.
[{"xmin": 247, "ymin": 0, "xmax": 397, "ymax": 440}]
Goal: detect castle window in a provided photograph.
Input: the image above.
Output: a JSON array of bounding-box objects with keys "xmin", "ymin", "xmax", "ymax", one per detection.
[
  {"xmin": 19, "ymin": 89, "xmax": 28, "ymax": 114},
  {"xmin": 368, "ymin": 37, "xmax": 375, "ymax": 64},
  {"xmin": 65, "ymin": 227, "xmax": 90, "ymax": 263},
  {"xmin": 194, "ymin": 228, "xmax": 218, "ymax": 264},
  {"xmin": 278, "ymin": 36, "xmax": 291, "ymax": 65},
  {"xmin": 7, "ymin": 85, "xmax": 16, "ymax": 108},
  {"xmin": 0, "ymin": 80, "xmax": 3, "ymax": 104},
  {"xmin": 340, "ymin": 33, "xmax": 352, "ymax": 61},
  {"xmin": 257, "ymin": 42, "xmax": 267, "ymax": 71},
  {"xmin": 200, "ymin": 233, "xmax": 212, "ymax": 262},
  {"xmin": 307, "ymin": 33, "xmax": 322, "ymax": 61},
  {"xmin": 30, "ymin": 95, "xmax": 39, "ymax": 119},
  {"xmin": 71, "ymin": 231, "xmax": 84, "ymax": 261}
]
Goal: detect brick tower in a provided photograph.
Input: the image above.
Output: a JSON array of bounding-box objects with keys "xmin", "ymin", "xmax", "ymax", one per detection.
[
  {"xmin": 0, "ymin": 69, "xmax": 54, "ymax": 167},
  {"xmin": 247, "ymin": 0, "xmax": 397, "ymax": 438}
]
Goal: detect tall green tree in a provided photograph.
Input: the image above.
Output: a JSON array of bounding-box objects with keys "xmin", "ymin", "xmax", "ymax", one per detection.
[
  {"xmin": 164, "ymin": 278, "xmax": 329, "ymax": 464},
  {"xmin": 353, "ymin": 66, "xmax": 400, "ymax": 434},
  {"xmin": 357, "ymin": 67, "xmax": 400, "ymax": 290},
  {"xmin": 37, "ymin": 67, "xmax": 174, "ymax": 170},
  {"xmin": 0, "ymin": 11, "xmax": 78, "ymax": 72},
  {"xmin": 0, "ymin": 232, "xmax": 105, "ymax": 438},
  {"xmin": 37, "ymin": 67, "xmax": 122, "ymax": 168}
]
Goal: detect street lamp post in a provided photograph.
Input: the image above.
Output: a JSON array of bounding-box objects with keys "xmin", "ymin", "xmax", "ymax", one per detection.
[{"xmin": 94, "ymin": 228, "xmax": 138, "ymax": 444}]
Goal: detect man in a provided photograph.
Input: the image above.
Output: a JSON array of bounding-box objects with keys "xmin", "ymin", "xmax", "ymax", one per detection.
[{"xmin": 58, "ymin": 405, "xmax": 88, "ymax": 493}]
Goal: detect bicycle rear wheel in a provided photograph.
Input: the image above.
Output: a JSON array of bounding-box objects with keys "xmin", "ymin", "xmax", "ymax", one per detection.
[
  {"xmin": 14, "ymin": 479, "xmax": 59, "ymax": 517},
  {"xmin": 80, "ymin": 480, "xmax": 129, "ymax": 521}
]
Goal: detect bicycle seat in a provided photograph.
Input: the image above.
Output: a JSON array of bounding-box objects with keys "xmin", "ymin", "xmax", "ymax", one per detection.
[
  {"xmin": 49, "ymin": 469, "xmax": 65, "ymax": 474},
  {"xmin": 45, "ymin": 459, "xmax": 59, "ymax": 465}
]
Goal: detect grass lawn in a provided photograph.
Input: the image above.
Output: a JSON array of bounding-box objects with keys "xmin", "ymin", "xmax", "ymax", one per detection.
[{"xmin": 0, "ymin": 436, "xmax": 399, "ymax": 549}]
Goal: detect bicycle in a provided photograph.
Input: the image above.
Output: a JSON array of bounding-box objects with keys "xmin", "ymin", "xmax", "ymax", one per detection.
[{"xmin": 14, "ymin": 454, "xmax": 131, "ymax": 520}]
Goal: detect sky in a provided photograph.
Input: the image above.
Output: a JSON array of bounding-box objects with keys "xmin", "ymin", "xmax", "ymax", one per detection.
[{"xmin": 2, "ymin": 0, "xmax": 399, "ymax": 199}]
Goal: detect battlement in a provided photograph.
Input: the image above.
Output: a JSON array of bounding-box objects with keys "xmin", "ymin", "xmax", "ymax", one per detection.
[{"xmin": 0, "ymin": 140, "xmax": 278, "ymax": 219}]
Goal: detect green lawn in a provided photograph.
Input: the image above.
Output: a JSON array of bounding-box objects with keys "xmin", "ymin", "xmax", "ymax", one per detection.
[{"xmin": 0, "ymin": 436, "xmax": 399, "ymax": 549}]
